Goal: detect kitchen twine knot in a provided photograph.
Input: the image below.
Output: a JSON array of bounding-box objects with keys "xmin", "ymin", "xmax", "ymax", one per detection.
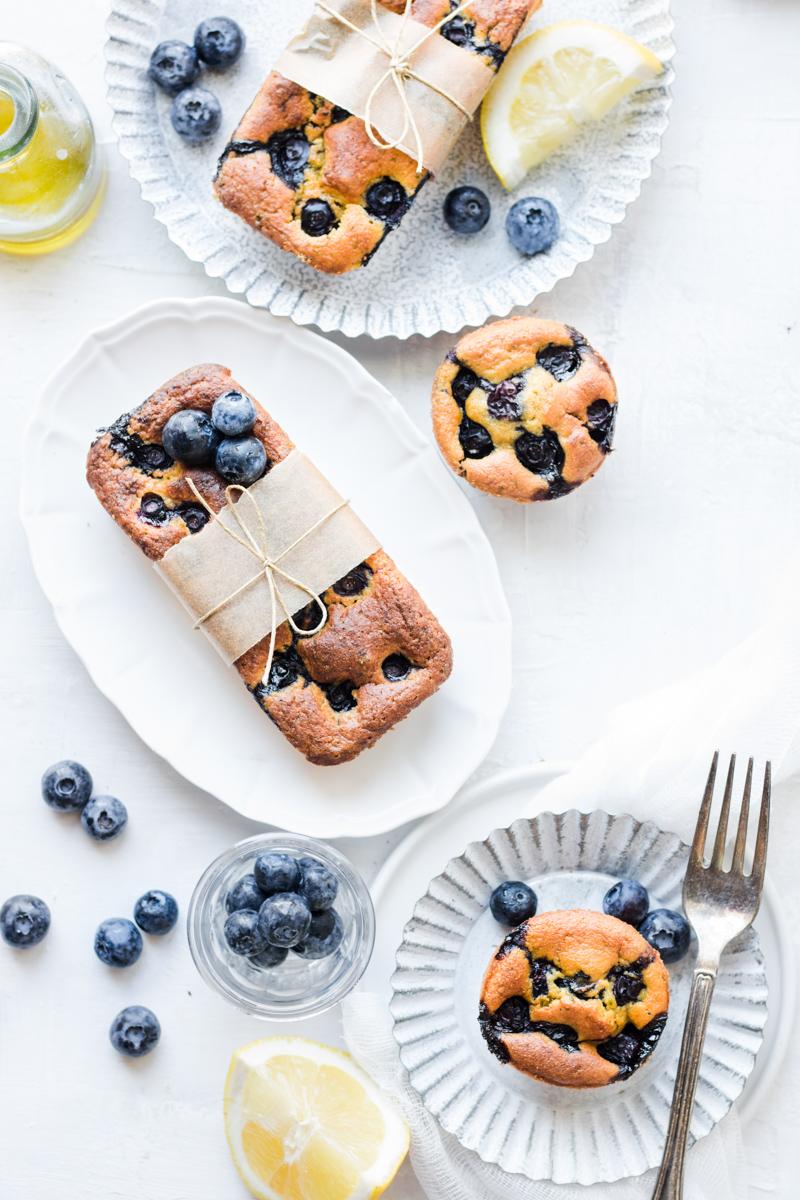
[
  {"xmin": 185, "ymin": 477, "xmax": 349, "ymax": 687},
  {"xmin": 315, "ymin": 0, "xmax": 476, "ymax": 173}
]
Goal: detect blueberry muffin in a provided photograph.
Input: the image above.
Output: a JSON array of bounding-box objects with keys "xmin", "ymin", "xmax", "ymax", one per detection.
[
  {"xmin": 479, "ymin": 909, "xmax": 669, "ymax": 1087},
  {"xmin": 213, "ymin": 1, "xmax": 539, "ymax": 274},
  {"xmin": 86, "ymin": 364, "xmax": 452, "ymax": 766},
  {"xmin": 431, "ymin": 317, "xmax": 618, "ymax": 501}
]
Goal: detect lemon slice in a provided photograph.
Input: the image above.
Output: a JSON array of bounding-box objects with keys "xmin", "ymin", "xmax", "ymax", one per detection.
[
  {"xmin": 225, "ymin": 1037, "xmax": 410, "ymax": 1200},
  {"xmin": 481, "ymin": 20, "xmax": 663, "ymax": 189}
]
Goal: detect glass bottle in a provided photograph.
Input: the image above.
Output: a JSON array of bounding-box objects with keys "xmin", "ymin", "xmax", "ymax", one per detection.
[{"xmin": 0, "ymin": 43, "xmax": 105, "ymax": 255}]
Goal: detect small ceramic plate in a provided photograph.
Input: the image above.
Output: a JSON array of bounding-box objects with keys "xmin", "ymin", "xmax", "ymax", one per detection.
[
  {"xmin": 19, "ymin": 295, "xmax": 512, "ymax": 838},
  {"xmin": 390, "ymin": 809, "xmax": 768, "ymax": 1185},
  {"xmin": 105, "ymin": 0, "xmax": 674, "ymax": 339}
]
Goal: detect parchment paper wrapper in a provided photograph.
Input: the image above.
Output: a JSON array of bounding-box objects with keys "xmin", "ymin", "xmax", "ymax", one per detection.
[
  {"xmin": 276, "ymin": 0, "xmax": 494, "ymax": 173},
  {"xmin": 155, "ymin": 450, "xmax": 380, "ymax": 666}
]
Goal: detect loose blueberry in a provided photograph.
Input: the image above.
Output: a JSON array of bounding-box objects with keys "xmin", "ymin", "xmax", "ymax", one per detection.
[
  {"xmin": 258, "ymin": 893, "xmax": 312, "ymax": 948},
  {"xmin": 586, "ymin": 399, "xmax": 616, "ymax": 452},
  {"xmin": 215, "ymin": 436, "xmax": 268, "ymax": 486},
  {"xmin": 1, "ymin": 895, "xmax": 50, "ymax": 948},
  {"xmin": 171, "ymin": 86, "xmax": 222, "ymax": 144},
  {"xmin": 515, "ymin": 428, "xmax": 564, "ymax": 481},
  {"xmin": 250, "ymin": 943, "xmax": 289, "ymax": 969},
  {"xmin": 226, "ymin": 874, "xmax": 267, "ymax": 914},
  {"xmin": 148, "ymin": 40, "xmax": 200, "ymax": 95},
  {"xmin": 194, "ymin": 17, "xmax": 245, "ymax": 68},
  {"xmin": 444, "ymin": 186, "xmax": 491, "ymax": 234},
  {"xmin": 41, "ymin": 759, "xmax": 92, "ymax": 813},
  {"xmin": 134, "ymin": 890, "xmax": 179, "ymax": 935},
  {"xmin": 300, "ymin": 198, "xmax": 336, "ymax": 237},
  {"xmin": 294, "ymin": 909, "xmax": 344, "ymax": 959},
  {"xmin": 94, "ymin": 918, "xmax": 143, "ymax": 968},
  {"xmin": 81, "ymin": 795, "xmax": 128, "ymax": 842},
  {"xmin": 638, "ymin": 909, "xmax": 692, "ymax": 964},
  {"xmin": 486, "ymin": 379, "xmax": 523, "ymax": 420},
  {"xmin": 162, "ymin": 409, "xmax": 220, "ymax": 466},
  {"xmin": 459, "ymin": 415, "xmax": 493, "ymax": 459},
  {"xmin": 211, "ymin": 390, "xmax": 256, "ymax": 438},
  {"xmin": 268, "ymin": 129, "xmax": 310, "ymax": 190},
  {"xmin": 382, "ymin": 653, "xmax": 411, "ymax": 682},
  {"xmin": 253, "ymin": 852, "xmax": 302, "ymax": 897},
  {"xmin": 365, "ymin": 178, "xmax": 407, "ymax": 225},
  {"xmin": 489, "ymin": 881, "xmax": 538, "ymax": 925},
  {"xmin": 299, "ymin": 861, "xmax": 338, "ymax": 912},
  {"xmin": 110, "ymin": 1005, "xmax": 161, "ymax": 1058},
  {"xmin": 506, "ymin": 196, "xmax": 560, "ymax": 256},
  {"xmin": 603, "ymin": 879, "xmax": 650, "ymax": 927},
  {"xmin": 224, "ymin": 909, "xmax": 267, "ymax": 957}
]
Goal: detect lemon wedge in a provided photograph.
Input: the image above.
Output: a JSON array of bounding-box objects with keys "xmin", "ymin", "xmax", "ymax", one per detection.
[
  {"xmin": 481, "ymin": 20, "xmax": 663, "ymax": 189},
  {"xmin": 225, "ymin": 1037, "xmax": 410, "ymax": 1200}
]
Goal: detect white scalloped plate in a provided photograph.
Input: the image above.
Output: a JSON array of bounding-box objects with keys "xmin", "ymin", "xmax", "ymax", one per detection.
[
  {"xmin": 105, "ymin": 0, "xmax": 674, "ymax": 339},
  {"xmin": 390, "ymin": 808, "xmax": 768, "ymax": 1185},
  {"xmin": 19, "ymin": 295, "xmax": 512, "ymax": 838}
]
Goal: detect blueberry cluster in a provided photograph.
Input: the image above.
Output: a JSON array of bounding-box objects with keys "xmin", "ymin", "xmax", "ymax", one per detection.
[
  {"xmin": 148, "ymin": 17, "xmax": 245, "ymax": 143},
  {"xmin": 443, "ymin": 186, "xmax": 560, "ymax": 256},
  {"xmin": 162, "ymin": 390, "xmax": 267, "ymax": 487},
  {"xmin": 94, "ymin": 888, "xmax": 178, "ymax": 968},
  {"xmin": 224, "ymin": 851, "xmax": 344, "ymax": 970},
  {"xmin": 41, "ymin": 759, "xmax": 128, "ymax": 842}
]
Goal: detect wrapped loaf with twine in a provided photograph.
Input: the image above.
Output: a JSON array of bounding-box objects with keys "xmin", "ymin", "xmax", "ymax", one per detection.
[
  {"xmin": 214, "ymin": 0, "xmax": 540, "ymax": 274},
  {"xmin": 86, "ymin": 364, "xmax": 453, "ymax": 766}
]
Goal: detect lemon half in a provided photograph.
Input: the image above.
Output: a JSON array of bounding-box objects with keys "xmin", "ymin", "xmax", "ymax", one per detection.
[{"xmin": 481, "ymin": 20, "xmax": 663, "ymax": 189}]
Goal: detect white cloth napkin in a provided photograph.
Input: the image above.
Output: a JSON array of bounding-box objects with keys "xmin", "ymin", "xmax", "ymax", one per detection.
[{"xmin": 343, "ymin": 597, "xmax": 800, "ymax": 1200}]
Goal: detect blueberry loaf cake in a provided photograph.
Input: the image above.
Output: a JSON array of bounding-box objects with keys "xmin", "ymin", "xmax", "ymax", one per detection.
[
  {"xmin": 214, "ymin": 1, "xmax": 539, "ymax": 274},
  {"xmin": 86, "ymin": 365, "xmax": 452, "ymax": 766},
  {"xmin": 432, "ymin": 317, "xmax": 618, "ymax": 501},
  {"xmin": 479, "ymin": 909, "xmax": 669, "ymax": 1087}
]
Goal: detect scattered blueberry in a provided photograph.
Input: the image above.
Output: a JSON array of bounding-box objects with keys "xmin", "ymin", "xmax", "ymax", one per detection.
[
  {"xmin": 489, "ymin": 881, "xmax": 538, "ymax": 925},
  {"xmin": 257, "ymin": 893, "xmax": 312, "ymax": 948},
  {"xmin": 294, "ymin": 909, "xmax": 344, "ymax": 960},
  {"xmin": 603, "ymin": 879, "xmax": 650, "ymax": 928},
  {"xmin": 250, "ymin": 943, "xmax": 289, "ymax": 969},
  {"xmin": 81, "ymin": 795, "xmax": 128, "ymax": 842},
  {"xmin": 148, "ymin": 40, "xmax": 200, "ymax": 95},
  {"xmin": 506, "ymin": 196, "xmax": 559, "ymax": 256},
  {"xmin": 109, "ymin": 1005, "xmax": 161, "ymax": 1058},
  {"xmin": 162, "ymin": 409, "xmax": 220, "ymax": 466},
  {"xmin": 254, "ymin": 852, "xmax": 302, "ymax": 897},
  {"xmin": 94, "ymin": 918, "xmax": 143, "ymax": 968},
  {"xmin": 639, "ymin": 908, "xmax": 692, "ymax": 964},
  {"xmin": 300, "ymin": 861, "xmax": 338, "ymax": 912},
  {"xmin": 134, "ymin": 890, "xmax": 179, "ymax": 935},
  {"xmin": 444, "ymin": 186, "xmax": 491, "ymax": 234},
  {"xmin": 41, "ymin": 759, "xmax": 92, "ymax": 813},
  {"xmin": 215, "ymin": 436, "xmax": 268, "ymax": 486},
  {"xmin": 211, "ymin": 390, "xmax": 256, "ymax": 438},
  {"xmin": 1, "ymin": 895, "xmax": 51, "ymax": 948},
  {"xmin": 226, "ymin": 873, "xmax": 267, "ymax": 914},
  {"xmin": 194, "ymin": 17, "xmax": 245, "ymax": 68},
  {"xmin": 171, "ymin": 86, "xmax": 222, "ymax": 144},
  {"xmin": 224, "ymin": 909, "xmax": 268, "ymax": 957},
  {"xmin": 300, "ymin": 198, "xmax": 336, "ymax": 237}
]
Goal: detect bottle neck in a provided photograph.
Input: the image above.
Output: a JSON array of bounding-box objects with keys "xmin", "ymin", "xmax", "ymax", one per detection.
[{"xmin": 0, "ymin": 64, "xmax": 38, "ymax": 162}]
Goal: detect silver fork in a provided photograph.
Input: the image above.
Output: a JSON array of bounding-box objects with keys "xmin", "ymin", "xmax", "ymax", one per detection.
[{"xmin": 651, "ymin": 752, "xmax": 771, "ymax": 1200}]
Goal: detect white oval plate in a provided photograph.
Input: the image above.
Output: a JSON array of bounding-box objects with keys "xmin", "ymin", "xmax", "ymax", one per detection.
[
  {"xmin": 19, "ymin": 296, "xmax": 511, "ymax": 838},
  {"xmin": 105, "ymin": 0, "xmax": 674, "ymax": 340},
  {"xmin": 390, "ymin": 807, "xmax": 769, "ymax": 1185}
]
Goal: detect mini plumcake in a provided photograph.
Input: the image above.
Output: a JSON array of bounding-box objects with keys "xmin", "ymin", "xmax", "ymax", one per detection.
[
  {"xmin": 432, "ymin": 317, "xmax": 618, "ymax": 501},
  {"xmin": 86, "ymin": 365, "xmax": 452, "ymax": 766},
  {"xmin": 479, "ymin": 909, "xmax": 669, "ymax": 1087},
  {"xmin": 213, "ymin": 1, "xmax": 539, "ymax": 274}
]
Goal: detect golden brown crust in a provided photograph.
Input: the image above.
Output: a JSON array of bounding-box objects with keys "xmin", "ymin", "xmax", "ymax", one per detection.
[
  {"xmin": 432, "ymin": 317, "xmax": 618, "ymax": 502},
  {"xmin": 86, "ymin": 365, "xmax": 452, "ymax": 766}
]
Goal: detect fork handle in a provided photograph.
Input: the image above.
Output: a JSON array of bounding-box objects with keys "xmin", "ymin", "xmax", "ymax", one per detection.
[{"xmin": 651, "ymin": 968, "xmax": 717, "ymax": 1200}]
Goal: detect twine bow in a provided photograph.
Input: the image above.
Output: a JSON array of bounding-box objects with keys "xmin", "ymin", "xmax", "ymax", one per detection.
[
  {"xmin": 186, "ymin": 478, "xmax": 348, "ymax": 687},
  {"xmin": 315, "ymin": 0, "xmax": 476, "ymax": 173}
]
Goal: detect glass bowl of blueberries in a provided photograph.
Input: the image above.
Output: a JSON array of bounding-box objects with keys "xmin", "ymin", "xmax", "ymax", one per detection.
[{"xmin": 187, "ymin": 834, "xmax": 375, "ymax": 1019}]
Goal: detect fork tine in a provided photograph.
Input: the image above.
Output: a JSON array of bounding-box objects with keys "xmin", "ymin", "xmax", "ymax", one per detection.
[
  {"xmin": 691, "ymin": 751, "xmax": 718, "ymax": 866},
  {"xmin": 750, "ymin": 762, "xmax": 771, "ymax": 886},
  {"xmin": 711, "ymin": 754, "xmax": 736, "ymax": 869},
  {"xmin": 731, "ymin": 758, "xmax": 753, "ymax": 874}
]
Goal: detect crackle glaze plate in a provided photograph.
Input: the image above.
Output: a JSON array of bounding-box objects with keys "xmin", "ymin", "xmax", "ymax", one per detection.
[
  {"xmin": 389, "ymin": 807, "xmax": 769, "ymax": 1185},
  {"xmin": 105, "ymin": 0, "xmax": 674, "ymax": 339}
]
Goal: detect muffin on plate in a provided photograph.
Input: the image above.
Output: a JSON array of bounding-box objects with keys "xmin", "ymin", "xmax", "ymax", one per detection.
[
  {"xmin": 431, "ymin": 317, "xmax": 617, "ymax": 502},
  {"xmin": 479, "ymin": 909, "xmax": 669, "ymax": 1088}
]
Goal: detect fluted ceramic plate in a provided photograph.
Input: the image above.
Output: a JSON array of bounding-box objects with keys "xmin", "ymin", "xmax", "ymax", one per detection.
[
  {"xmin": 390, "ymin": 809, "xmax": 768, "ymax": 1185},
  {"xmin": 105, "ymin": 0, "xmax": 674, "ymax": 339}
]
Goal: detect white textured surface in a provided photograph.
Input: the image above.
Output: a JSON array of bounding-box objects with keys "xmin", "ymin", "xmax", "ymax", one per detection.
[{"xmin": 1, "ymin": 1, "xmax": 800, "ymax": 1198}]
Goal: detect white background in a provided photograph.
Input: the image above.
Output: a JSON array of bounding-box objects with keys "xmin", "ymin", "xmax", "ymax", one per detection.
[{"xmin": 1, "ymin": 1, "xmax": 799, "ymax": 1197}]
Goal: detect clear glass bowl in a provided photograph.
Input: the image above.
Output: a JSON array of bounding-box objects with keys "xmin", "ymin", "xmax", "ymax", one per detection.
[{"xmin": 187, "ymin": 833, "xmax": 375, "ymax": 1019}]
